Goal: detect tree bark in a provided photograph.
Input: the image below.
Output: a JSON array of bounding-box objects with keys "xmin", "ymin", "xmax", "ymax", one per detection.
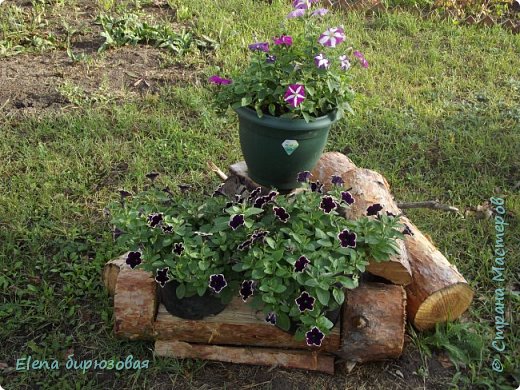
[{"xmin": 338, "ymin": 282, "xmax": 406, "ymax": 362}]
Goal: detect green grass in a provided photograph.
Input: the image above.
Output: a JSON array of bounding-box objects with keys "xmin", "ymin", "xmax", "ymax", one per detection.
[{"xmin": 1, "ymin": 1, "xmax": 519, "ymax": 389}]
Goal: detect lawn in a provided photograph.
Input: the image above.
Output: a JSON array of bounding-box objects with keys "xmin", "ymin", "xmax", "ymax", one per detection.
[{"xmin": 0, "ymin": 0, "xmax": 519, "ymax": 389}]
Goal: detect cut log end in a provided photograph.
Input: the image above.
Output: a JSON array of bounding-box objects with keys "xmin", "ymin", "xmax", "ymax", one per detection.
[{"xmin": 413, "ymin": 283, "xmax": 474, "ymax": 331}]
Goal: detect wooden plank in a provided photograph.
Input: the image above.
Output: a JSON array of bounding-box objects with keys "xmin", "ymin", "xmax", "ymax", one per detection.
[
  {"xmin": 154, "ymin": 340, "xmax": 335, "ymax": 374},
  {"xmin": 153, "ymin": 297, "xmax": 341, "ymax": 352}
]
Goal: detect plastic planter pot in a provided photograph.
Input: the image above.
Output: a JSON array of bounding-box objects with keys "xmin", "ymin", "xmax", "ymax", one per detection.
[
  {"xmin": 235, "ymin": 107, "xmax": 338, "ymax": 190},
  {"xmin": 159, "ymin": 280, "xmax": 228, "ymax": 320}
]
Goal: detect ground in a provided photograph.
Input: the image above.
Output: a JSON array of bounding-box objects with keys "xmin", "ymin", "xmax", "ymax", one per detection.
[{"xmin": 0, "ymin": 0, "xmax": 519, "ymax": 389}]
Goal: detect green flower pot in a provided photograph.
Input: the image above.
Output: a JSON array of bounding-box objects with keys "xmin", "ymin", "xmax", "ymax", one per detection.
[{"xmin": 235, "ymin": 107, "xmax": 338, "ymax": 190}]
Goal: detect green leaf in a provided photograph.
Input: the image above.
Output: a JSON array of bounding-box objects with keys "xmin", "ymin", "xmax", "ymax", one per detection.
[
  {"xmin": 332, "ymin": 288, "xmax": 345, "ymax": 305},
  {"xmin": 316, "ymin": 315, "xmax": 334, "ymax": 331},
  {"xmin": 304, "ymin": 278, "xmax": 319, "ymax": 287},
  {"xmin": 176, "ymin": 283, "xmax": 186, "ymax": 299},
  {"xmin": 272, "ymin": 284, "xmax": 287, "ymax": 293},
  {"xmin": 265, "ymin": 237, "xmax": 276, "ymax": 249},
  {"xmin": 317, "ymin": 239, "xmax": 332, "ymax": 247},
  {"xmin": 276, "ymin": 312, "xmax": 291, "ymax": 332},
  {"xmin": 315, "ymin": 228, "xmax": 327, "ymax": 240},
  {"xmin": 316, "ymin": 288, "xmax": 330, "ymax": 306}
]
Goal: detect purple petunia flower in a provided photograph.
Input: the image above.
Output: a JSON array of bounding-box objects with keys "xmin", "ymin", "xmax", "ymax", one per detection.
[
  {"xmin": 297, "ymin": 171, "xmax": 312, "ymax": 183},
  {"xmin": 320, "ymin": 195, "xmax": 338, "ymax": 214},
  {"xmin": 294, "ymin": 255, "xmax": 310, "ymax": 272},
  {"xmin": 287, "ymin": 8, "xmax": 305, "ymax": 18},
  {"xmin": 353, "ymin": 50, "xmax": 369, "ymax": 68},
  {"xmin": 248, "ymin": 42, "xmax": 269, "ymax": 52},
  {"xmin": 310, "ymin": 181, "xmax": 324, "ymax": 193},
  {"xmin": 209, "ymin": 274, "xmax": 227, "ymax": 294},
  {"xmin": 341, "ymin": 191, "xmax": 355, "ymax": 205},
  {"xmin": 403, "ymin": 224, "xmax": 414, "ymax": 236},
  {"xmin": 239, "ymin": 280, "xmax": 255, "ymax": 302},
  {"xmin": 318, "ymin": 27, "xmax": 346, "ymax": 48},
  {"xmin": 173, "ymin": 242, "xmax": 184, "ymax": 256},
  {"xmin": 147, "ymin": 213, "xmax": 163, "ymax": 228},
  {"xmin": 306, "ymin": 326, "xmax": 325, "ymax": 347},
  {"xmin": 251, "ymin": 229, "xmax": 269, "ymax": 243},
  {"xmin": 314, "ymin": 53, "xmax": 330, "ymax": 69},
  {"xmin": 229, "ymin": 214, "xmax": 245, "ymax": 230},
  {"xmin": 161, "ymin": 224, "xmax": 174, "ymax": 234},
  {"xmin": 331, "ymin": 175, "xmax": 344, "ymax": 186},
  {"xmin": 339, "ymin": 54, "xmax": 351, "ymax": 71},
  {"xmin": 338, "ymin": 229, "xmax": 357, "ymax": 248},
  {"xmin": 293, "ymin": 0, "xmax": 311, "ymax": 9},
  {"xmin": 208, "ymin": 75, "xmax": 233, "ymax": 85},
  {"xmin": 273, "ymin": 35, "xmax": 293, "ymax": 46},
  {"xmin": 155, "ymin": 267, "xmax": 170, "ymax": 287},
  {"xmin": 253, "ymin": 190, "xmax": 278, "ymax": 208},
  {"xmin": 312, "ymin": 8, "xmax": 328, "ymax": 16},
  {"xmin": 284, "ymin": 84, "xmax": 305, "ymax": 107},
  {"xmin": 266, "ymin": 54, "xmax": 276, "ymax": 63},
  {"xmin": 386, "ymin": 211, "xmax": 396, "ymax": 217},
  {"xmin": 265, "ymin": 312, "xmax": 277, "ymax": 325},
  {"xmin": 366, "ymin": 203, "xmax": 383, "ymax": 216},
  {"xmin": 248, "ymin": 187, "xmax": 262, "ymax": 202},
  {"xmin": 296, "ymin": 291, "xmax": 315, "ymax": 312},
  {"xmin": 212, "ymin": 183, "xmax": 224, "ymax": 197},
  {"xmin": 238, "ymin": 238, "xmax": 253, "ymax": 251},
  {"xmin": 126, "ymin": 251, "xmax": 142, "ymax": 269},
  {"xmin": 273, "ymin": 206, "xmax": 290, "ymax": 223}
]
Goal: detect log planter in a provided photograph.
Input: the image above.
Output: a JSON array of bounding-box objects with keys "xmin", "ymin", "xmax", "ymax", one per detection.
[{"xmin": 103, "ymin": 152, "xmax": 473, "ymax": 373}]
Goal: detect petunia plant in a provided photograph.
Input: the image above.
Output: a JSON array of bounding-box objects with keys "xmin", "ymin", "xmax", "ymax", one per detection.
[{"xmin": 209, "ymin": 0, "xmax": 369, "ymax": 122}]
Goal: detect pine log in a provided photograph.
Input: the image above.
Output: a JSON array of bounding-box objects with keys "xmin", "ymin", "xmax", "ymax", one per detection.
[
  {"xmin": 402, "ymin": 217, "xmax": 474, "ymax": 330},
  {"xmin": 339, "ymin": 282, "xmax": 406, "ymax": 362},
  {"xmin": 154, "ymin": 340, "xmax": 335, "ymax": 374},
  {"xmin": 153, "ymin": 297, "xmax": 341, "ymax": 352},
  {"xmin": 105, "ymin": 254, "xmax": 158, "ymax": 340}
]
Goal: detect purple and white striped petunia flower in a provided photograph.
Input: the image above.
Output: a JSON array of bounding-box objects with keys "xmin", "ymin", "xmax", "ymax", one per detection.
[
  {"xmin": 338, "ymin": 229, "xmax": 357, "ymax": 248},
  {"xmin": 173, "ymin": 242, "xmax": 184, "ymax": 256},
  {"xmin": 297, "ymin": 171, "xmax": 312, "ymax": 183},
  {"xmin": 209, "ymin": 274, "xmax": 227, "ymax": 293},
  {"xmin": 331, "ymin": 175, "xmax": 344, "ymax": 186},
  {"xmin": 366, "ymin": 203, "xmax": 383, "ymax": 216},
  {"xmin": 265, "ymin": 312, "xmax": 277, "ymax": 325},
  {"xmin": 318, "ymin": 27, "xmax": 346, "ymax": 48},
  {"xmin": 353, "ymin": 50, "xmax": 369, "ymax": 68},
  {"xmin": 284, "ymin": 84, "xmax": 305, "ymax": 107},
  {"xmin": 155, "ymin": 267, "xmax": 170, "ymax": 287},
  {"xmin": 287, "ymin": 8, "xmax": 305, "ymax": 18},
  {"xmin": 305, "ymin": 326, "xmax": 325, "ymax": 347},
  {"xmin": 229, "ymin": 214, "xmax": 245, "ymax": 230},
  {"xmin": 312, "ymin": 8, "xmax": 328, "ymax": 17},
  {"xmin": 341, "ymin": 191, "xmax": 355, "ymax": 205},
  {"xmin": 208, "ymin": 75, "xmax": 232, "ymax": 85},
  {"xmin": 266, "ymin": 54, "xmax": 276, "ymax": 63},
  {"xmin": 273, "ymin": 35, "xmax": 293, "ymax": 46},
  {"xmin": 248, "ymin": 42, "xmax": 269, "ymax": 52},
  {"xmin": 273, "ymin": 206, "xmax": 290, "ymax": 223},
  {"xmin": 296, "ymin": 291, "xmax": 315, "ymax": 312},
  {"xmin": 126, "ymin": 251, "xmax": 142, "ymax": 269},
  {"xmin": 294, "ymin": 255, "xmax": 310, "ymax": 272},
  {"xmin": 239, "ymin": 280, "xmax": 255, "ymax": 302},
  {"xmin": 320, "ymin": 195, "xmax": 338, "ymax": 214},
  {"xmin": 314, "ymin": 53, "xmax": 330, "ymax": 69},
  {"xmin": 339, "ymin": 54, "xmax": 351, "ymax": 71}
]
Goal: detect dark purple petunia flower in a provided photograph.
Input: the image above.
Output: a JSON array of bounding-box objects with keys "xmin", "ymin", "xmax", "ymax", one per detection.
[
  {"xmin": 294, "ymin": 255, "xmax": 310, "ymax": 272},
  {"xmin": 254, "ymin": 191, "xmax": 278, "ymax": 208},
  {"xmin": 238, "ymin": 238, "xmax": 253, "ymax": 251},
  {"xmin": 229, "ymin": 214, "xmax": 245, "ymax": 230},
  {"xmin": 305, "ymin": 326, "xmax": 325, "ymax": 347},
  {"xmin": 338, "ymin": 229, "xmax": 357, "ymax": 248},
  {"xmin": 162, "ymin": 224, "xmax": 174, "ymax": 234},
  {"xmin": 239, "ymin": 280, "xmax": 255, "ymax": 302},
  {"xmin": 213, "ymin": 183, "xmax": 225, "ymax": 197},
  {"xmin": 267, "ymin": 191, "xmax": 278, "ymax": 202},
  {"xmin": 273, "ymin": 206, "xmax": 290, "ymax": 223},
  {"xmin": 235, "ymin": 194, "xmax": 244, "ymax": 204},
  {"xmin": 331, "ymin": 175, "xmax": 344, "ymax": 186},
  {"xmin": 366, "ymin": 203, "xmax": 383, "ymax": 216},
  {"xmin": 146, "ymin": 172, "xmax": 160, "ymax": 182},
  {"xmin": 266, "ymin": 54, "xmax": 276, "ymax": 63},
  {"xmin": 403, "ymin": 224, "xmax": 414, "ymax": 236},
  {"xmin": 310, "ymin": 181, "xmax": 324, "ymax": 193},
  {"xmin": 297, "ymin": 171, "xmax": 312, "ymax": 183},
  {"xmin": 222, "ymin": 201, "xmax": 234, "ymax": 212},
  {"xmin": 248, "ymin": 42, "xmax": 269, "ymax": 52},
  {"xmin": 209, "ymin": 274, "xmax": 227, "ymax": 293},
  {"xmin": 155, "ymin": 267, "xmax": 170, "ymax": 287},
  {"xmin": 119, "ymin": 189, "xmax": 132, "ymax": 198},
  {"xmin": 320, "ymin": 196, "xmax": 338, "ymax": 214},
  {"xmin": 173, "ymin": 242, "xmax": 184, "ymax": 256},
  {"xmin": 265, "ymin": 312, "xmax": 277, "ymax": 325},
  {"xmin": 252, "ymin": 229, "xmax": 269, "ymax": 243},
  {"xmin": 386, "ymin": 211, "xmax": 396, "ymax": 217},
  {"xmin": 147, "ymin": 212, "xmax": 163, "ymax": 228},
  {"xmin": 295, "ymin": 291, "xmax": 315, "ymax": 312},
  {"xmin": 126, "ymin": 251, "xmax": 142, "ymax": 269},
  {"xmin": 341, "ymin": 191, "xmax": 355, "ymax": 205},
  {"xmin": 248, "ymin": 187, "xmax": 262, "ymax": 202}
]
